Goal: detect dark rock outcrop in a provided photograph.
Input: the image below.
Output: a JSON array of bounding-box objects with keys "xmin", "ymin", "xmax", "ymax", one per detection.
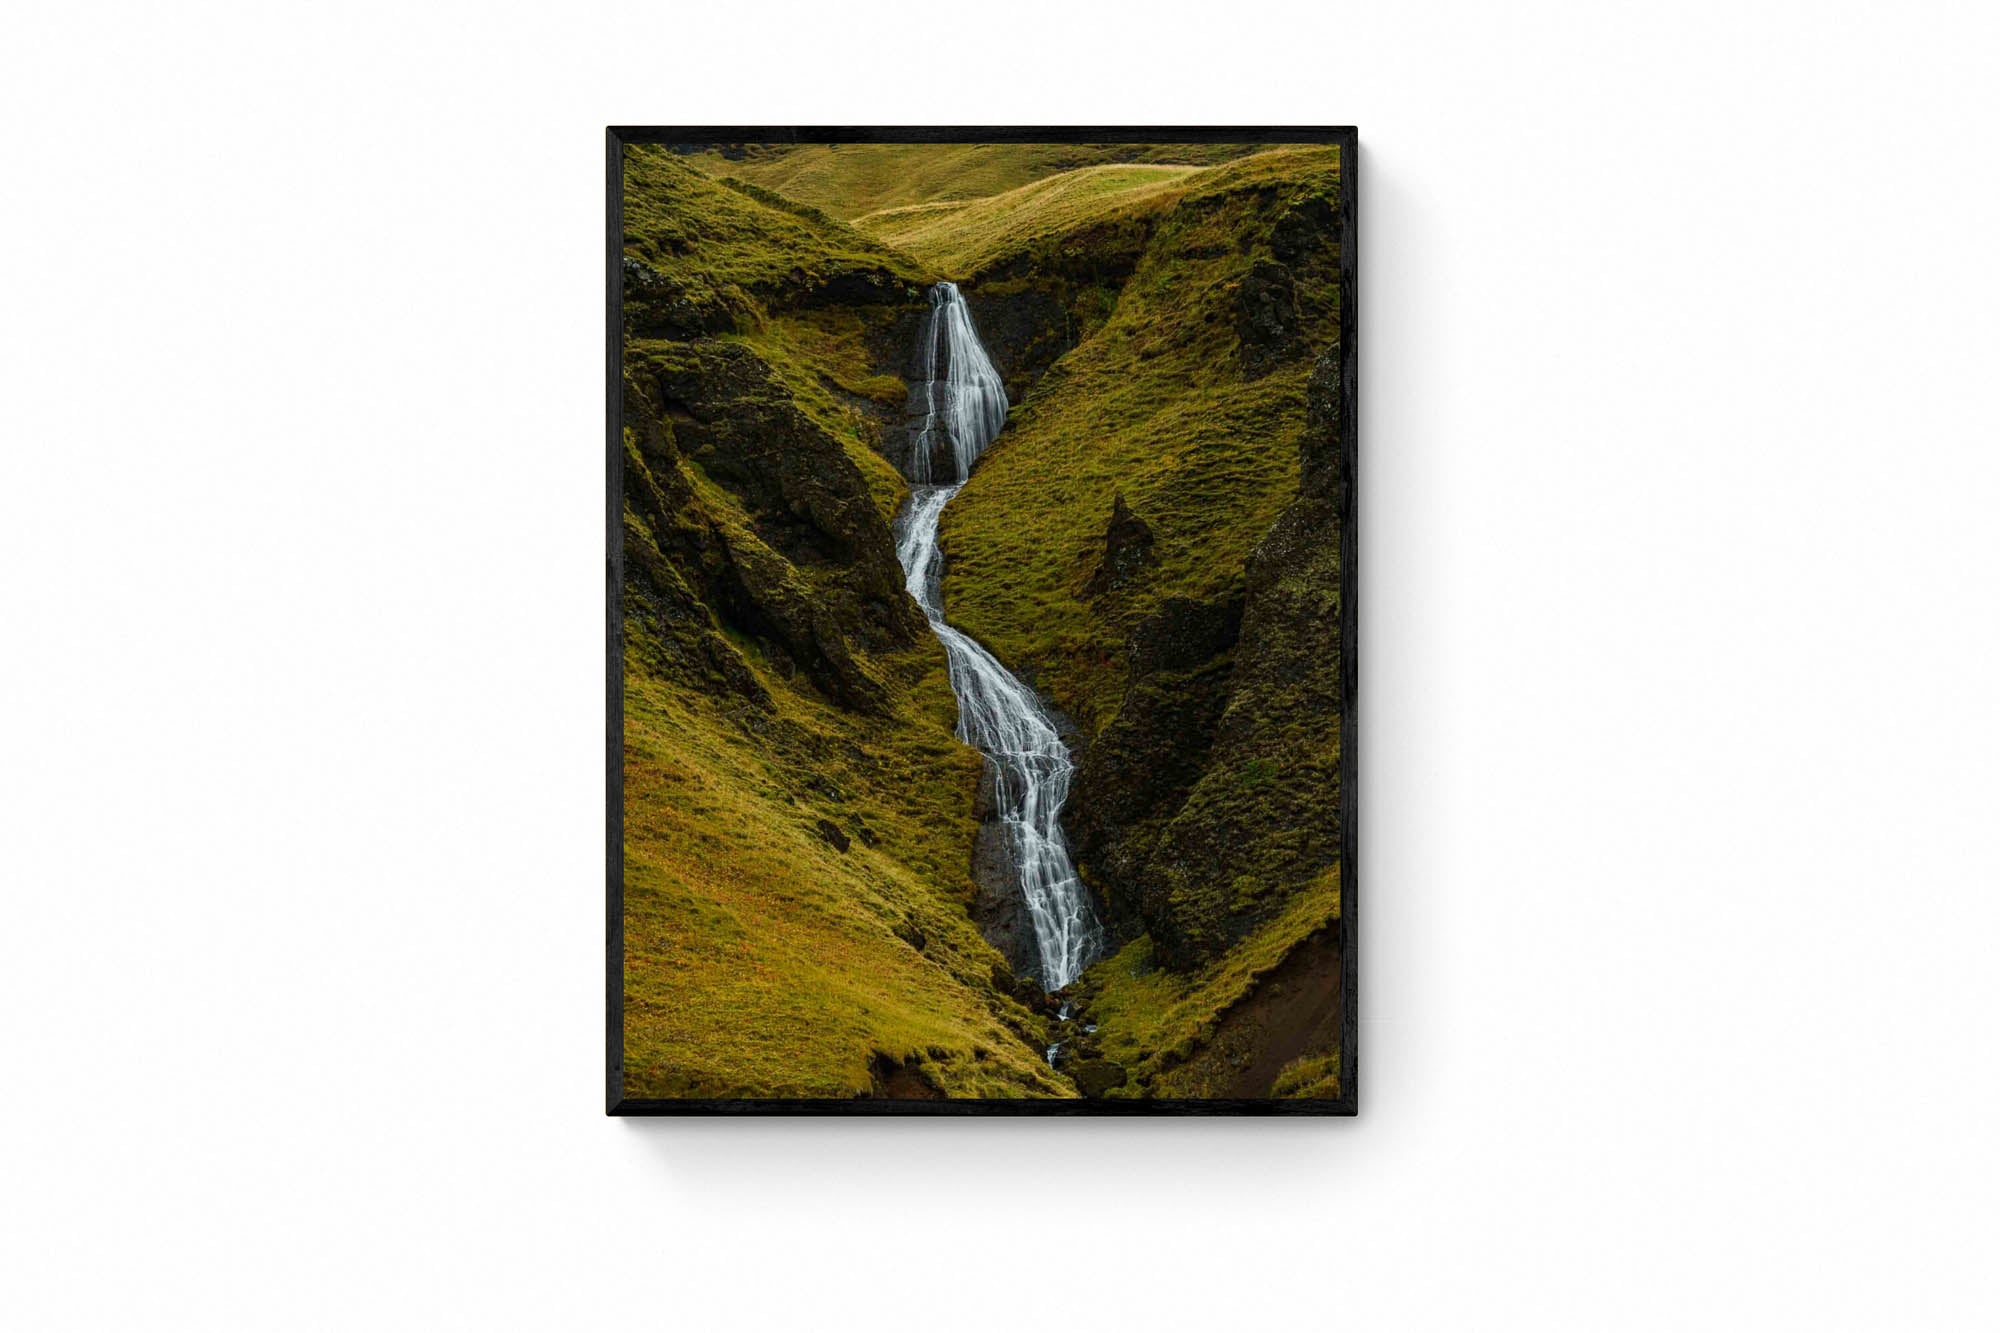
[
  {"xmin": 970, "ymin": 814, "xmax": 1040, "ymax": 985},
  {"xmin": 620, "ymin": 374, "xmax": 772, "ymax": 711},
  {"xmin": 790, "ymin": 267, "xmax": 923, "ymax": 312},
  {"xmin": 1066, "ymin": 595, "xmax": 1241, "ymax": 931},
  {"xmin": 622, "ymin": 257, "xmax": 747, "ymax": 340},
  {"xmin": 1236, "ymin": 259, "xmax": 1301, "ymax": 376},
  {"xmin": 862, "ymin": 1054, "xmax": 943, "ymax": 1100},
  {"xmin": 643, "ymin": 342, "xmax": 924, "ymax": 651},
  {"xmin": 966, "ymin": 758, "xmax": 1053, "ymax": 984},
  {"xmin": 620, "ymin": 339, "xmax": 921, "ymax": 717},
  {"xmin": 1083, "ymin": 493, "xmax": 1155, "ymax": 597},
  {"xmin": 1270, "ymin": 195, "xmax": 1337, "ymax": 266}
]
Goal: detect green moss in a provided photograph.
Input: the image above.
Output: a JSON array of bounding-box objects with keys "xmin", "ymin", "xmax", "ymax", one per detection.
[
  {"xmin": 1271, "ymin": 1050, "xmax": 1342, "ymax": 1099},
  {"xmin": 1074, "ymin": 866, "xmax": 1340, "ymax": 1098},
  {"xmin": 941, "ymin": 146, "xmax": 1343, "ymax": 732},
  {"xmin": 623, "ymin": 615, "xmax": 1075, "ymax": 1099},
  {"xmin": 623, "ymin": 144, "xmax": 929, "ymax": 298}
]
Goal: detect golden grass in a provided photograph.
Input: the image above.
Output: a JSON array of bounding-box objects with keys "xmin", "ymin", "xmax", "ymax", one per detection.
[
  {"xmin": 1271, "ymin": 1050, "xmax": 1342, "ymax": 1098},
  {"xmin": 679, "ymin": 142, "xmax": 1262, "ymax": 220},
  {"xmin": 622, "ymin": 145, "xmax": 925, "ymax": 296},
  {"xmin": 853, "ymin": 164, "xmax": 1204, "ymax": 275},
  {"xmin": 623, "ymin": 644, "xmax": 1074, "ymax": 1099}
]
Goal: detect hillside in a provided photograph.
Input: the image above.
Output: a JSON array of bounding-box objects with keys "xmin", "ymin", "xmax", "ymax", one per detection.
[{"xmin": 853, "ymin": 163, "xmax": 1201, "ymax": 274}]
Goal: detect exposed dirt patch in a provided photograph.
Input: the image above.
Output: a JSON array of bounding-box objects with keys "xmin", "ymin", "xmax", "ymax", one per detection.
[
  {"xmin": 1170, "ymin": 924, "xmax": 1343, "ymax": 1098},
  {"xmin": 863, "ymin": 1054, "xmax": 944, "ymax": 1100}
]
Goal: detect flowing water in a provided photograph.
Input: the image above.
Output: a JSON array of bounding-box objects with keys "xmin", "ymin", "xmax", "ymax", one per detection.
[
  {"xmin": 908, "ymin": 281, "xmax": 1010, "ymax": 484},
  {"xmin": 892, "ymin": 283, "xmax": 1102, "ymax": 990}
]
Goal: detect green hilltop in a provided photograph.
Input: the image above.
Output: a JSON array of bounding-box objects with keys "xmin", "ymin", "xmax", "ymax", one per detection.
[{"xmin": 675, "ymin": 141, "xmax": 1263, "ymax": 220}]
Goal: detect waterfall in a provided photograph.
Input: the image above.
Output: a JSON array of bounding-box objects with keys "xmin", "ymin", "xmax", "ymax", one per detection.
[
  {"xmin": 892, "ymin": 282, "xmax": 1102, "ymax": 990},
  {"xmin": 909, "ymin": 281, "xmax": 1009, "ymax": 483}
]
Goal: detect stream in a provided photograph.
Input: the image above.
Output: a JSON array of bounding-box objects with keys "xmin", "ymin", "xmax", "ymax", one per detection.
[{"xmin": 891, "ymin": 282, "xmax": 1103, "ymax": 993}]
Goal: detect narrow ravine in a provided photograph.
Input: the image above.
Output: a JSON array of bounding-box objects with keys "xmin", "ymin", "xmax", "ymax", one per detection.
[{"xmin": 892, "ymin": 282, "xmax": 1103, "ymax": 992}]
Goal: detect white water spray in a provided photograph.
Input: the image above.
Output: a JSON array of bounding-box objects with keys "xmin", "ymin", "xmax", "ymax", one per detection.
[{"xmin": 893, "ymin": 283, "xmax": 1102, "ymax": 989}]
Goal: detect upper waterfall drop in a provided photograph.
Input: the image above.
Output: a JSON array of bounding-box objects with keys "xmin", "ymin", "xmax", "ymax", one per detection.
[{"xmin": 911, "ymin": 281, "xmax": 1010, "ymax": 484}]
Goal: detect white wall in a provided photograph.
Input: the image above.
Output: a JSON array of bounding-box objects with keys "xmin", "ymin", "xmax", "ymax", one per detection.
[{"xmin": 5, "ymin": 1, "xmax": 1998, "ymax": 1327}]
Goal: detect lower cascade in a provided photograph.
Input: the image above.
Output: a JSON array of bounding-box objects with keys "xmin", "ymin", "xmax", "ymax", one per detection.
[{"xmin": 892, "ymin": 283, "xmax": 1103, "ymax": 990}]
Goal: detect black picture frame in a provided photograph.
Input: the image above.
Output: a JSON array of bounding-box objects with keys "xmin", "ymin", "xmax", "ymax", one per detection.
[{"xmin": 608, "ymin": 126, "xmax": 1357, "ymax": 1115}]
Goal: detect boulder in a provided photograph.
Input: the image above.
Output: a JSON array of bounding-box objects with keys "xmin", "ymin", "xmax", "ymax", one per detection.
[
  {"xmin": 621, "ymin": 257, "xmax": 746, "ymax": 340},
  {"xmin": 1083, "ymin": 492, "xmax": 1155, "ymax": 597},
  {"xmin": 970, "ymin": 819, "xmax": 1041, "ymax": 985},
  {"xmin": 1069, "ymin": 1059, "xmax": 1128, "ymax": 1099},
  {"xmin": 1235, "ymin": 259, "xmax": 1301, "ymax": 377}
]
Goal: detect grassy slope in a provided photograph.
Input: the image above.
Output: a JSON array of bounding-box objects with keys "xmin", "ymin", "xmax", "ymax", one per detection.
[
  {"xmin": 621, "ymin": 146, "xmax": 1073, "ymax": 1098},
  {"xmin": 624, "ymin": 631, "xmax": 1069, "ymax": 1098},
  {"xmin": 623, "ymin": 147, "xmax": 932, "ymax": 524},
  {"xmin": 941, "ymin": 147, "xmax": 1344, "ymax": 732},
  {"xmin": 680, "ymin": 142, "xmax": 1262, "ymax": 220},
  {"xmin": 853, "ymin": 164, "xmax": 1202, "ymax": 275},
  {"xmin": 1075, "ymin": 870, "xmax": 1339, "ymax": 1097},
  {"xmin": 624, "ymin": 144, "xmax": 926, "ymax": 290}
]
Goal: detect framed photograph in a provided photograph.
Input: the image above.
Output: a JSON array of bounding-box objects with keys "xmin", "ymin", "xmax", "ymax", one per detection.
[{"xmin": 607, "ymin": 127, "xmax": 1356, "ymax": 1114}]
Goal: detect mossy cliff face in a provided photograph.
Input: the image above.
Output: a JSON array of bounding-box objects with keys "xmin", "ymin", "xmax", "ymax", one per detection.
[{"xmin": 1115, "ymin": 347, "xmax": 1346, "ymax": 969}]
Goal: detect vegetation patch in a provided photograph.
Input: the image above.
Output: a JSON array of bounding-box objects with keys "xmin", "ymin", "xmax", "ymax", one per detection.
[
  {"xmin": 855, "ymin": 163, "xmax": 1203, "ymax": 275},
  {"xmin": 1067, "ymin": 867, "xmax": 1340, "ymax": 1098},
  {"xmin": 624, "ymin": 642, "xmax": 1073, "ymax": 1099},
  {"xmin": 623, "ymin": 144, "xmax": 929, "ymax": 304},
  {"xmin": 941, "ymin": 146, "xmax": 1343, "ymax": 732},
  {"xmin": 1272, "ymin": 1051, "xmax": 1342, "ymax": 1099}
]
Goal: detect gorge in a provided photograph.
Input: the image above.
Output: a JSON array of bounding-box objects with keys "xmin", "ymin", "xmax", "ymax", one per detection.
[{"xmin": 618, "ymin": 141, "xmax": 1348, "ymax": 1100}]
